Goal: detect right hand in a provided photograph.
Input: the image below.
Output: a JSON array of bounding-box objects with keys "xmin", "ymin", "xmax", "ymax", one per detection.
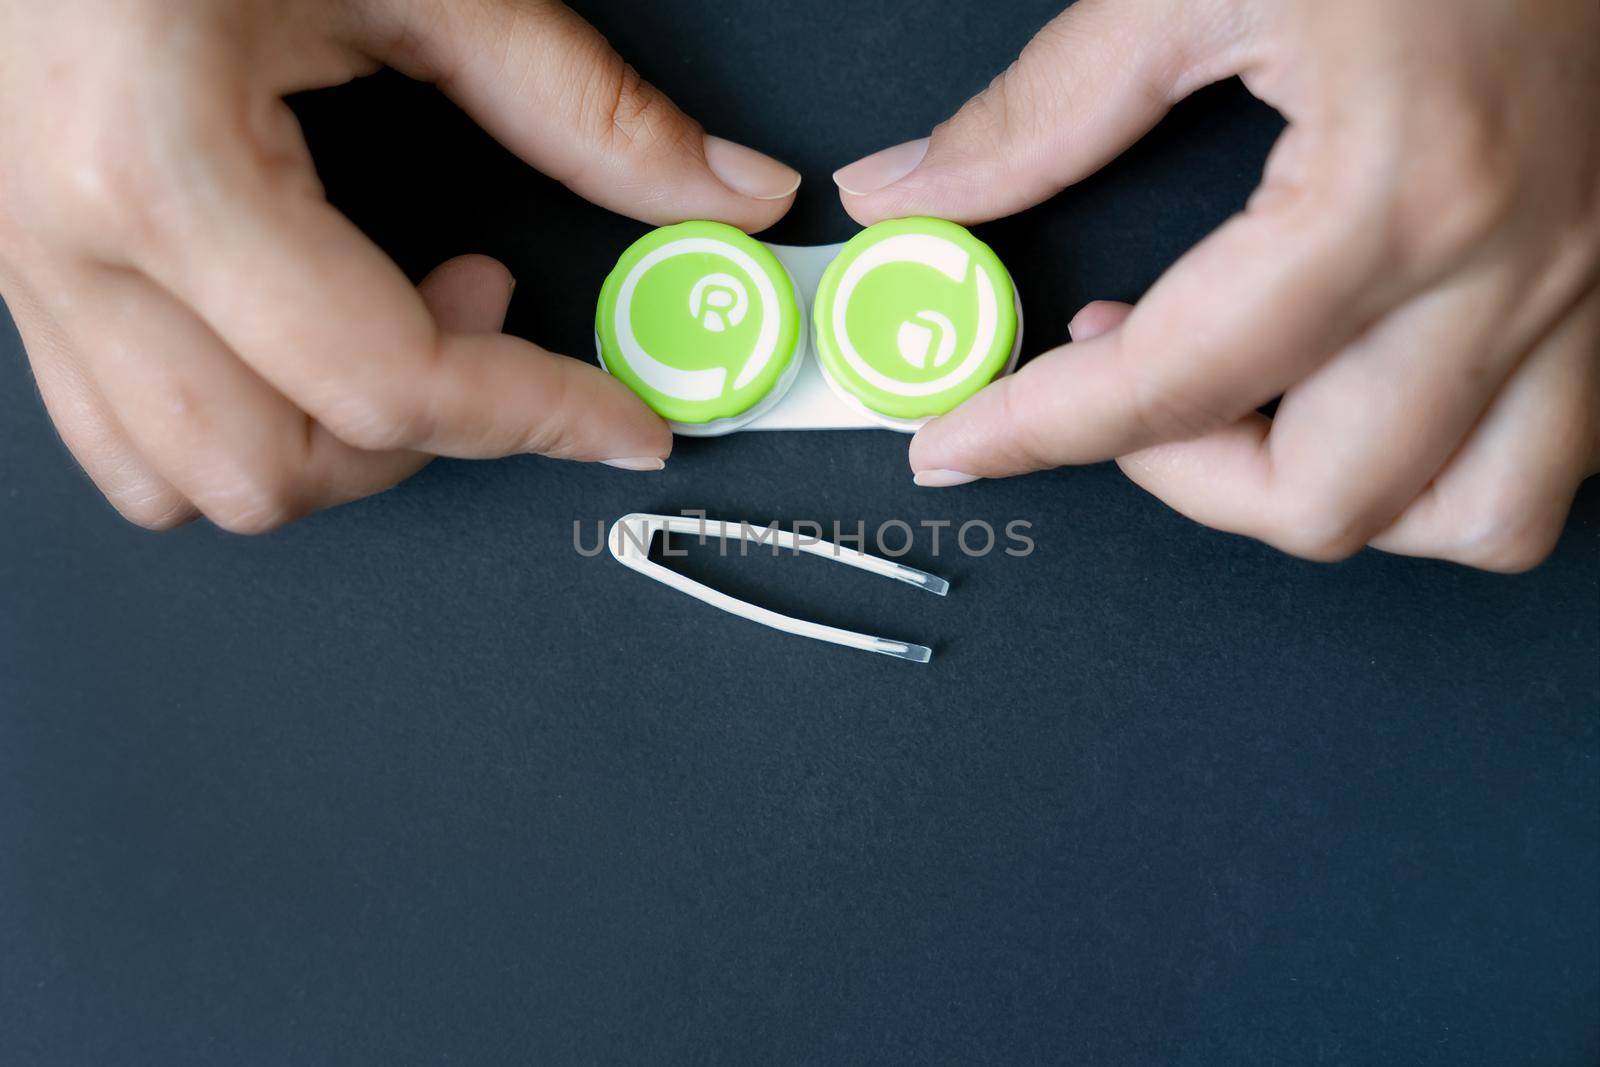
[
  {"xmin": 836, "ymin": 0, "xmax": 1599, "ymax": 572},
  {"xmin": 0, "ymin": 0, "xmax": 800, "ymax": 532}
]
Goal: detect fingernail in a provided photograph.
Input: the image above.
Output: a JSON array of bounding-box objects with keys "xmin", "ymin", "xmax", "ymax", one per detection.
[
  {"xmin": 704, "ymin": 135, "xmax": 802, "ymax": 201},
  {"xmin": 834, "ymin": 137, "xmax": 930, "ymax": 196},
  {"xmin": 914, "ymin": 469, "xmax": 979, "ymax": 488},
  {"xmin": 602, "ymin": 457, "xmax": 666, "ymax": 472}
]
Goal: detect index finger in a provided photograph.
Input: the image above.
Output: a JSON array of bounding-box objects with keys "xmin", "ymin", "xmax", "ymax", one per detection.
[
  {"xmin": 122, "ymin": 115, "xmax": 670, "ymax": 465},
  {"xmin": 909, "ymin": 173, "xmax": 1411, "ymax": 481}
]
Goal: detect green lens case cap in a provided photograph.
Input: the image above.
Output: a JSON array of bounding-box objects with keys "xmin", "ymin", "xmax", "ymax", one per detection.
[
  {"xmin": 814, "ymin": 217, "xmax": 1017, "ymax": 423},
  {"xmin": 596, "ymin": 221, "xmax": 802, "ymax": 429},
  {"xmin": 596, "ymin": 217, "xmax": 1021, "ymax": 434}
]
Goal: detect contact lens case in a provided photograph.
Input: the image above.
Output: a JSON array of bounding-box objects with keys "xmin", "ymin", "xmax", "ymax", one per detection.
[{"xmin": 596, "ymin": 217, "xmax": 1021, "ymax": 435}]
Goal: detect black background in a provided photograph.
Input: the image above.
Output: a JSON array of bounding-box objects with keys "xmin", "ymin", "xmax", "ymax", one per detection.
[{"xmin": 3, "ymin": 1, "xmax": 1598, "ymax": 1063}]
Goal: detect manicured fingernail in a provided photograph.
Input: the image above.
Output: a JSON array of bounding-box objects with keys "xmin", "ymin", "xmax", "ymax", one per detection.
[
  {"xmin": 602, "ymin": 457, "xmax": 666, "ymax": 472},
  {"xmin": 914, "ymin": 469, "xmax": 979, "ymax": 488},
  {"xmin": 704, "ymin": 135, "xmax": 802, "ymax": 201},
  {"xmin": 834, "ymin": 137, "xmax": 930, "ymax": 196}
]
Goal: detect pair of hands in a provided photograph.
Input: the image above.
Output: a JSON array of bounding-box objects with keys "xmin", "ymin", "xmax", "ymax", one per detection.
[{"xmin": 2, "ymin": 0, "xmax": 1596, "ymax": 571}]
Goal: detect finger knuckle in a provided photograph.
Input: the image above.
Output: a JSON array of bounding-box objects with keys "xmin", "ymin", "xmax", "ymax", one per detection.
[
  {"xmin": 210, "ymin": 507, "xmax": 291, "ymax": 537},
  {"xmin": 313, "ymin": 358, "xmax": 444, "ymax": 454},
  {"xmin": 52, "ymin": 88, "xmax": 279, "ymax": 253},
  {"xmin": 516, "ymin": 373, "xmax": 576, "ymax": 458},
  {"xmin": 1456, "ymin": 494, "xmax": 1565, "ymax": 574},
  {"xmin": 942, "ymin": 76, "xmax": 1016, "ymax": 164},
  {"xmin": 1403, "ymin": 172, "xmax": 1515, "ymax": 277},
  {"xmin": 58, "ymin": 125, "xmax": 171, "ymax": 247},
  {"xmin": 995, "ymin": 377, "xmax": 1051, "ymax": 468},
  {"xmin": 1267, "ymin": 154, "xmax": 1397, "ymax": 280},
  {"xmin": 1124, "ymin": 364, "xmax": 1227, "ymax": 445},
  {"xmin": 309, "ymin": 326, "xmax": 441, "ymax": 450},
  {"xmin": 316, "ymin": 386, "xmax": 426, "ymax": 453},
  {"xmin": 112, "ymin": 491, "xmax": 194, "ymax": 532},
  {"xmin": 582, "ymin": 54, "xmax": 690, "ymax": 160},
  {"xmin": 202, "ymin": 473, "xmax": 300, "ymax": 536},
  {"xmin": 1268, "ymin": 493, "xmax": 1374, "ymax": 564},
  {"xmin": 1391, "ymin": 100, "xmax": 1518, "ymax": 274},
  {"xmin": 1467, "ymin": 533, "xmax": 1559, "ymax": 574}
]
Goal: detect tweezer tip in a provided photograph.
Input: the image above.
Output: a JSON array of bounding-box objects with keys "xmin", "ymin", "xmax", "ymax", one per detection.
[
  {"xmin": 878, "ymin": 642, "xmax": 933, "ymax": 664},
  {"xmin": 894, "ymin": 567, "xmax": 949, "ymax": 596}
]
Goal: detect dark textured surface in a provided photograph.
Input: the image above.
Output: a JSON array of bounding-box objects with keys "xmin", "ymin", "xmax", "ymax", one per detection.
[{"xmin": 3, "ymin": 2, "xmax": 1598, "ymax": 1063}]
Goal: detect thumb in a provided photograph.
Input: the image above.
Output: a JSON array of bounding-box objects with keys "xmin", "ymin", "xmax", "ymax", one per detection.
[
  {"xmin": 367, "ymin": 0, "xmax": 800, "ymax": 232},
  {"xmin": 835, "ymin": 0, "xmax": 1244, "ymax": 225}
]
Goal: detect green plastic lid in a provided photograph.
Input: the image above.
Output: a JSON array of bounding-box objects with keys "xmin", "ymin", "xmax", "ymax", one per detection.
[
  {"xmin": 814, "ymin": 217, "xmax": 1017, "ymax": 422},
  {"xmin": 597, "ymin": 221, "xmax": 801, "ymax": 426}
]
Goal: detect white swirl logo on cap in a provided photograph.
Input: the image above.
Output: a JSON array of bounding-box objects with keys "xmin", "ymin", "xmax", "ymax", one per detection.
[
  {"xmin": 829, "ymin": 233, "xmax": 1001, "ymax": 398},
  {"xmin": 613, "ymin": 237, "xmax": 781, "ymax": 402}
]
